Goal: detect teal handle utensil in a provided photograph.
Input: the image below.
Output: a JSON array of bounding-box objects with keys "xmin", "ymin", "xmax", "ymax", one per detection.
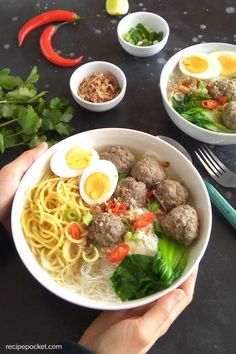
[{"xmin": 205, "ymin": 181, "xmax": 236, "ymax": 229}]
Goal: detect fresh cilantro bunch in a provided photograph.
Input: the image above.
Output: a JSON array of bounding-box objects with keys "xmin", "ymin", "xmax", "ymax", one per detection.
[{"xmin": 0, "ymin": 66, "xmax": 74, "ymax": 153}]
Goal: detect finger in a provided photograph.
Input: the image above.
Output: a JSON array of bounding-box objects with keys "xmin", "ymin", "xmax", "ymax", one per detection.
[
  {"xmin": 179, "ymin": 266, "xmax": 198, "ymax": 296},
  {"xmin": 139, "ymin": 268, "xmax": 198, "ymax": 339},
  {"xmin": 6, "ymin": 142, "xmax": 48, "ymax": 178}
]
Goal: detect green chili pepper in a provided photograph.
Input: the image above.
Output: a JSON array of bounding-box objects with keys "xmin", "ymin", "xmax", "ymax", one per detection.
[{"xmin": 64, "ymin": 209, "xmax": 79, "ymax": 221}]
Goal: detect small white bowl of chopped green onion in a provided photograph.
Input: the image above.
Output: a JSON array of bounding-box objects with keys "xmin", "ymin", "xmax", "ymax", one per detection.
[{"xmin": 117, "ymin": 12, "xmax": 169, "ymax": 57}]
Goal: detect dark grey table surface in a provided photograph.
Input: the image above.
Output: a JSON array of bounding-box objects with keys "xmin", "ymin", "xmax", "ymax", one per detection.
[{"xmin": 0, "ymin": 0, "xmax": 236, "ymax": 353}]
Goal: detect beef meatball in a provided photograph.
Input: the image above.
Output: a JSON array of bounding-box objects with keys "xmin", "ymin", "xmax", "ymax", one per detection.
[
  {"xmin": 130, "ymin": 157, "xmax": 166, "ymax": 187},
  {"xmin": 88, "ymin": 212, "xmax": 126, "ymax": 247},
  {"xmin": 155, "ymin": 179, "xmax": 189, "ymax": 211},
  {"xmin": 114, "ymin": 177, "xmax": 147, "ymax": 207},
  {"xmin": 160, "ymin": 204, "xmax": 199, "ymax": 246},
  {"xmin": 222, "ymin": 101, "xmax": 236, "ymax": 129},
  {"xmin": 208, "ymin": 78, "xmax": 236, "ymax": 100},
  {"xmin": 99, "ymin": 145, "xmax": 136, "ymax": 173}
]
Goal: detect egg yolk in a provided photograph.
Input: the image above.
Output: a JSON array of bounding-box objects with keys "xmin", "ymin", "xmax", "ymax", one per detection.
[
  {"xmin": 84, "ymin": 173, "xmax": 110, "ymax": 201},
  {"xmin": 217, "ymin": 55, "xmax": 236, "ymax": 76},
  {"xmin": 183, "ymin": 56, "xmax": 209, "ymax": 74},
  {"xmin": 66, "ymin": 148, "xmax": 93, "ymax": 169}
]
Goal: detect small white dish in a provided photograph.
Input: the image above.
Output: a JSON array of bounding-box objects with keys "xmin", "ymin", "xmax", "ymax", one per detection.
[
  {"xmin": 70, "ymin": 61, "xmax": 127, "ymax": 112},
  {"xmin": 117, "ymin": 12, "xmax": 169, "ymax": 57}
]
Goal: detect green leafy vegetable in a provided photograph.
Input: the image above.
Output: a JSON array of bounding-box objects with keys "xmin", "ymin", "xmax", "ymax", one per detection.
[
  {"xmin": 111, "ymin": 232, "xmax": 189, "ymax": 300},
  {"xmin": 172, "ymin": 93, "xmax": 236, "ymax": 134},
  {"xmin": 0, "ymin": 66, "xmax": 74, "ymax": 153}
]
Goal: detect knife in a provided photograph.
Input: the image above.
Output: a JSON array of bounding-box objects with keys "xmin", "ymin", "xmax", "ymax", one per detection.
[{"xmin": 204, "ymin": 181, "xmax": 236, "ymax": 229}]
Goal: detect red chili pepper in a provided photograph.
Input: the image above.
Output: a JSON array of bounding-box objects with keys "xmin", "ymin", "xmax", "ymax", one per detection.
[
  {"xmin": 18, "ymin": 10, "xmax": 80, "ymax": 47},
  {"xmin": 109, "ymin": 244, "xmax": 129, "ymax": 263},
  {"xmin": 106, "ymin": 201, "xmax": 128, "ymax": 214},
  {"xmin": 147, "ymin": 189, "xmax": 155, "ymax": 198},
  {"xmin": 218, "ymin": 96, "xmax": 228, "ymax": 105},
  {"xmin": 68, "ymin": 223, "xmax": 80, "ymax": 240},
  {"xmin": 133, "ymin": 212, "xmax": 155, "ymax": 230},
  {"xmin": 40, "ymin": 24, "xmax": 83, "ymax": 67},
  {"xmin": 201, "ymin": 99, "xmax": 219, "ymax": 110}
]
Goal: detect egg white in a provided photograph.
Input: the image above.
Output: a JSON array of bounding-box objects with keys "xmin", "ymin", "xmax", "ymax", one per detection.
[
  {"xmin": 50, "ymin": 144, "xmax": 99, "ymax": 178},
  {"xmin": 179, "ymin": 53, "xmax": 222, "ymax": 79},
  {"xmin": 80, "ymin": 160, "xmax": 118, "ymax": 205}
]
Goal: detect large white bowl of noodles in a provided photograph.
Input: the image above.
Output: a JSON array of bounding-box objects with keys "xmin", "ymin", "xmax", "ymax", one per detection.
[
  {"xmin": 160, "ymin": 43, "xmax": 236, "ymax": 145},
  {"xmin": 11, "ymin": 128, "xmax": 212, "ymax": 310}
]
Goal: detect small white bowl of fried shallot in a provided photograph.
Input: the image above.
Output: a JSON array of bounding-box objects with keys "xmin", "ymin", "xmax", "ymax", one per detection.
[{"xmin": 70, "ymin": 61, "xmax": 127, "ymax": 112}]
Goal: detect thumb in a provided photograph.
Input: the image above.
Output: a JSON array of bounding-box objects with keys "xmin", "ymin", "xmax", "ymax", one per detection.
[{"xmin": 8, "ymin": 142, "xmax": 48, "ymax": 178}]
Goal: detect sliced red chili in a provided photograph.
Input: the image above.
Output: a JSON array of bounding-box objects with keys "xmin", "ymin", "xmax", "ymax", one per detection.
[
  {"xmin": 147, "ymin": 189, "xmax": 155, "ymax": 198},
  {"xmin": 106, "ymin": 201, "xmax": 128, "ymax": 214},
  {"xmin": 18, "ymin": 10, "xmax": 80, "ymax": 47},
  {"xmin": 68, "ymin": 223, "xmax": 80, "ymax": 240},
  {"xmin": 218, "ymin": 96, "xmax": 228, "ymax": 105},
  {"xmin": 40, "ymin": 24, "xmax": 83, "ymax": 67},
  {"xmin": 133, "ymin": 212, "xmax": 155, "ymax": 229},
  {"xmin": 201, "ymin": 99, "xmax": 218, "ymax": 109},
  {"xmin": 109, "ymin": 244, "xmax": 129, "ymax": 263}
]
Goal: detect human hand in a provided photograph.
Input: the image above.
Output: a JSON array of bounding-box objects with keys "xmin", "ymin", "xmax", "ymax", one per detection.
[
  {"xmin": 0, "ymin": 142, "xmax": 48, "ymax": 233},
  {"xmin": 79, "ymin": 268, "xmax": 198, "ymax": 354}
]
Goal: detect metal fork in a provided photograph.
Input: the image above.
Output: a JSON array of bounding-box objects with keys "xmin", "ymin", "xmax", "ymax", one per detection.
[{"xmin": 195, "ymin": 145, "xmax": 236, "ymax": 188}]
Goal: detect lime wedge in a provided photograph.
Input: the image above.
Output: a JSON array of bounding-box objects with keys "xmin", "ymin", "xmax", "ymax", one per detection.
[{"xmin": 105, "ymin": 0, "xmax": 129, "ymax": 16}]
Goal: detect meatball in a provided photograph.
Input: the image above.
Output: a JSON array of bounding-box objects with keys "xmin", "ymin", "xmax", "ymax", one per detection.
[
  {"xmin": 88, "ymin": 212, "xmax": 126, "ymax": 247},
  {"xmin": 130, "ymin": 157, "xmax": 166, "ymax": 187},
  {"xmin": 208, "ymin": 78, "xmax": 236, "ymax": 100},
  {"xmin": 160, "ymin": 204, "xmax": 199, "ymax": 246},
  {"xmin": 114, "ymin": 177, "xmax": 147, "ymax": 207},
  {"xmin": 222, "ymin": 101, "xmax": 236, "ymax": 129},
  {"xmin": 155, "ymin": 179, "xmax": 189, "ymax": 211},
  {"xmin": 99, "ymin": 145, "xmax": 136, "ymax": 173}
]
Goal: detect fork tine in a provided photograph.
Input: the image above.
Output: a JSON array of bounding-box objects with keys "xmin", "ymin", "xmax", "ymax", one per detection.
[
  {"xmin": 197, "ymin": 148, "xmax": 220, "ymax": 175},
  {"xmin": 199, "ymin": 146, "xmax": 223, "ymax": 175},
  {"xmin": 203, "ymin": 145, "xmax": 227, "ymax": 172},
  {"xmin": 195, "ymin": 151, "xmax": 218, "ymax": 181}
]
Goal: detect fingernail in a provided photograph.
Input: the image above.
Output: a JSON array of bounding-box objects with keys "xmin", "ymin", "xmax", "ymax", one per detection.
[
  {"xmin": 174, "ymin": 291, "xmax": 186, "ymax": 305},
  {"xmin": 38, "ymin": 142, "xmax": 48, "ymax": 150}
]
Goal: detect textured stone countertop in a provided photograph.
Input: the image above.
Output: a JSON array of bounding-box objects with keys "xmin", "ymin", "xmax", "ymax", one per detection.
[{"xmin": 0, "ymin": 1, "xmax": 235, "ymax": 353}]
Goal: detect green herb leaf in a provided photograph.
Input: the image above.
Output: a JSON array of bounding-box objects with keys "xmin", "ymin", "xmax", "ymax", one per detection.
[
  {"xmin": 25, "ymin": 66, "xmax": 39, "ymax": 86},
  {"xmin": 0, "ymin": 68, "xmax": 23, "ymax": 90}
]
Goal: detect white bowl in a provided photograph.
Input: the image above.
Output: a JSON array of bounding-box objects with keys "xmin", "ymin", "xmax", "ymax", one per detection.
[
  {"xmin": 11, "ymin": 128, "xmax": 212, "ymax": 310},
  {"xmin": 160, "ymin": 42, "xmax": 236, "ymax": 145},
  {"xmin": 117, "ymin": 12, "xmax": 169, "ymax": 57},
  {"xmin": 70, "ymin": 61, "xmax": 126, "ymax": 112}
]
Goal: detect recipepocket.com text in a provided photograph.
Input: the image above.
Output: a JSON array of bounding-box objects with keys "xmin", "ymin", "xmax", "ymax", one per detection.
[{"xmin": 5, "ymin": 343, "xmax": 62, "ymax": 351}]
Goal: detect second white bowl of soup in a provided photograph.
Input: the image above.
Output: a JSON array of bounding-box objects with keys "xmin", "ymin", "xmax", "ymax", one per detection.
[{"xmin": 160, "ymin": 42, "xmax": 236, "ymax": 145}]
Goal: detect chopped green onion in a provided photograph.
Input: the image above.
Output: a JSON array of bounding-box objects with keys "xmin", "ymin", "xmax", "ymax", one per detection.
[
  {"xmin": 122, "ymin": 23, "xmax": 163, "ymax": 46},
  {"xmin": 118, "ymin": 172, "xmax": 129, "ymax": 180},
  {"xmin": 64, "ymin": 209, "xmax": 79, "ymax": 221},
  {"xmin": 124, "ymin": 231, "xmax": 136, "ymax": 241},
  {"xmin": 82, "ymin": 212, "xmax": 93, "ymax": 225},
  {"xmin": 148, "ymin": 201, "xmax": 160, "ymax": 213}
]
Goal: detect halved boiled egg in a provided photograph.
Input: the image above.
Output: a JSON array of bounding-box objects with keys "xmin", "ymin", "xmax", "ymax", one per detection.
[
  {"xmin": 80, "ymin": 160, "xmax": 118, "ymax": 205},
  {"xmin": 179, "ymin": 53, "xmax": 222, "ymax": 79},
  {"xmin": 50, "ymin": 144, "xmax": 99, "ymax": 177},
  {"xmin": 211, "ymin": 51, "xmax": 236, "ymax": 77}
]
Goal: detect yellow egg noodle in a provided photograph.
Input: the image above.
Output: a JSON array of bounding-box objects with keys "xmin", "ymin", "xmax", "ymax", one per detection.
[{"xmin": 21, "ymin": 172, "xmax": 106, "ymax": 289}]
